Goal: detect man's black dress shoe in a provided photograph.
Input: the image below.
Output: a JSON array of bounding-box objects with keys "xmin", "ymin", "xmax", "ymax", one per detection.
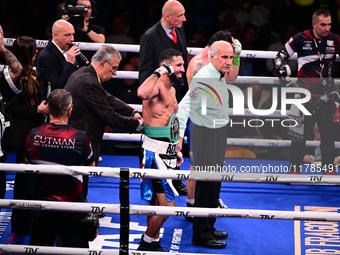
[
  {"xmin": 192, "ymin": 238, "xmax": 226, "ymax": 249},
  {"xmin": 185, "ymin": 202, "xmax": 194, "ymax": 222},
  {"xmin": 211, "ymin": 230, "xmax": 228, "ymax": 239},
  {"xmin": 174, "ymin": 183, "xmax": 187, "ymax": 196}
]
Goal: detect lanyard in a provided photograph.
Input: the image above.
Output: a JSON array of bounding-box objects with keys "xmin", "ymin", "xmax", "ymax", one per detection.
[{"xmin": 313, "ymin": 37, "xmax": 327, "ymax": 85}]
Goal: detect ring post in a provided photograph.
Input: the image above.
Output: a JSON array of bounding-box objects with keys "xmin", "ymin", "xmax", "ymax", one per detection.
[{"xmin": 119, "ymin": 168, "xmax": 130, "ymax": 255}]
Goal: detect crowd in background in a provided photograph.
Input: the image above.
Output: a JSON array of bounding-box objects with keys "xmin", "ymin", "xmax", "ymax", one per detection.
[
  {"xmin": 3, "ymin": 0, "xmax": 340, "ymax": 61},
  {"xmin": 2, "ymin": 0, "xmax": 340, "ymax": 160}
]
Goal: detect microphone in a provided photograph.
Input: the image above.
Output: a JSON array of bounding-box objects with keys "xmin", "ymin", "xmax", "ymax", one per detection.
[{"xmin": 69, "ymin": 44, "xmax": 89, "ymax": 65}]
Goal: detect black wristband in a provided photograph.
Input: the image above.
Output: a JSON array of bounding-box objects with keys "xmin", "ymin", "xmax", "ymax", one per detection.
[
  {"xmin": 131, "ymin": 110, "xmax": 139, "ymax": 117},
  {"xmin": 152, "ymin": 71, "xmax": 161, "ymax": 79},
  {"xmin": 86, "ymin": 27, "xmax": 92, "ymax": 33},
  {"xmin": 162, "ymin": 63, "xmax": 171, "ymax": 73}
]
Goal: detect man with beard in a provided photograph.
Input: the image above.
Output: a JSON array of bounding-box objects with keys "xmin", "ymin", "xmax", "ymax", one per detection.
[{"xmin": 136, "ymin": 49, "xmax": 184, "ymax": 251}]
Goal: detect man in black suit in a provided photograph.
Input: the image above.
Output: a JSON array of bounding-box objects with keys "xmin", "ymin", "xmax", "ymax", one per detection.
[
  {"xmin": 36, "ymin": 19, "xmax": 81, "ymax": 100},
  {"xmin": 65, "ymin": 45, "xmax": 143, "ymax": 166},
  {"xmin": 139, "ymin": 0, "xmax": 187, "ymax": 102},
  {"xmin": 139, "ymin": 0, "xmax": 188, "ymax": 195}
]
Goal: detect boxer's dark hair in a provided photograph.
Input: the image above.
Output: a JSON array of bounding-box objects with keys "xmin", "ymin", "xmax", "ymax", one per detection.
[
  {"xmin": 158, "ymin": 49, "xmax": 182, "ymax": 65},
  {"xmin": 207, "ymin": 30, "xmax": 232, "ymax": 46}
]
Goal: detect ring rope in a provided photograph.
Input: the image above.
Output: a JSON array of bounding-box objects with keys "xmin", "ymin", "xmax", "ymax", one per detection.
[
  {"xmin": 127, "ymin": 104, "xmax": 289, "ymax": 117},
  {"xmin": 0, "ymin": 163, "xmax": 338, "ymax": 184},
  {"xmin": 4, "ymin": 38, "xmax": 295, "ymax": 59},
  {"xmin": 4, "ymin": 64, "xmax": 338, "ymax": 86},
  {"xmin": 5, "ymin": 37, "xmax": 340, "ymax": 61},
  {"xmin": 0, "ymin": 199, "xmax": 338, "ymax": 222},
  {"xmin": 0, "ymin": 245, "xmax": 119, "ymax": 255},
  {"xmin": 102, "ymin": 133, "xmax": 340, "ymax": 149},
  {"xmin": 0, "ymin": 245, "xmax": 222, "ymax": 255}
]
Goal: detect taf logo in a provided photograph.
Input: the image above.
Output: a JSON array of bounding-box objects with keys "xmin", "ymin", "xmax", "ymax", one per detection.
[
  {"xmin": 91, "ymin": 206, "xmax": 105, "ymax": 213},
  {"xmin": 260, "ymin": 215, "xmax": 275, "ymax": 219},
  {"xmin": 88, "ymin": 251, "xmax": 102, "ymax": 255},
  {"xmin": 24, "ymin": 247, "xmax": 38, "ymax": 253}
]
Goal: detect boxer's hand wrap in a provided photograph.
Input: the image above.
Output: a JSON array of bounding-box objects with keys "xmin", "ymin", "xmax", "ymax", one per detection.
[
  {"xmin": 278, "ymin": 64, "xmax": 291, "ymax": 79},
  {"xmin": 232, "ymin": 39, "xmax": 242, "ymax": 67},
  {"xmin": 275, "ymin": 49, "xmax": 289, "ymax": 70},
  {"xmin": 152, "ymin": 63, "xmax": 174, "ymax": 78}
]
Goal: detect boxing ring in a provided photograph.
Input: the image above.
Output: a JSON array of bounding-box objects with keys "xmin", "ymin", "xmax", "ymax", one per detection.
[{"xmin": 0, "ymin": 39, "xmax": 340, "ymax": 255}]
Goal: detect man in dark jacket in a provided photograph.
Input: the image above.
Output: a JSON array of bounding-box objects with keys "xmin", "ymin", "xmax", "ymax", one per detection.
[
  {"xmin": 65, "ymin": 45, "xmax": 143, "ymax": 199},
  {"xmin": 36, "ymin": 19, "xmax": 81, "ymax": 100}
]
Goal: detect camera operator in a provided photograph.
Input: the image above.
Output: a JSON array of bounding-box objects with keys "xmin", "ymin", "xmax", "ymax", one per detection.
[{"xmin": 62, "ymin": 0, "xmax": 105, "ymax": 66}]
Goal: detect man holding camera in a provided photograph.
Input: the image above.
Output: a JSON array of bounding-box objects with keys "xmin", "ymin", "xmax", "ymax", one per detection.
[{"xmin": 62, "ymin": 0, "xmax": 105, "ymax": 66}]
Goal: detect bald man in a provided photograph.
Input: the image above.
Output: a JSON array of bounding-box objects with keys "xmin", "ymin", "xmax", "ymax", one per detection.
[
  {"xmin": 139, "ymin": 0, "xmax": 188, "ymax": 102},
  {"xmin": 139, "ymin": 0, "xmax": 189, "ymax": 196},
  {"xmin": 182, "ymin": 31, "xmax": 242, "ymax": 221},
  {"xmin": 37, "ymin": 19, "xmax": 81, "ymax": 100},
  {"xmin": 177, "ymin": 41, "xmax": 234, "ymax": 249}
]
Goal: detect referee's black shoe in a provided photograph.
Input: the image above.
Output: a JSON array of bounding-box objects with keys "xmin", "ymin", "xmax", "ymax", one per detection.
[
  {"xmin": 185, "ymin": 202, "xmax": 194, "ymax": 222},
  {"xmin": 174, "ymin": 182, "xmax": 187, "ymax": 196}
]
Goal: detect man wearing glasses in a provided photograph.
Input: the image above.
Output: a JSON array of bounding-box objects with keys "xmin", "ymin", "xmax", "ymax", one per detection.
[{"xmin": 65, "ymin": 45, "xmax": 143, "ymax": 199}]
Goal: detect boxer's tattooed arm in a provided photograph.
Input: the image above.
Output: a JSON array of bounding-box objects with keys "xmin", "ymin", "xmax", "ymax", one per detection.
[
  {"xmin": 193, "ymin": 62, "xmax": 205, "ymax": 77},
  {"xmin": 2, "ymin": 47, "xmax": 22, "ymax": 81}
]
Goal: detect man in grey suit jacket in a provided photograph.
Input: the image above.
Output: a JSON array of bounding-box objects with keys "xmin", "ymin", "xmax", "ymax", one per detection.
[{"xmin": 37, "ymin": 19, "xmax": 81, "ymax": 100}]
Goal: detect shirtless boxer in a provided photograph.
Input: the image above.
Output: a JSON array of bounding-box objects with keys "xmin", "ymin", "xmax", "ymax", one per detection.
[{"xmin": 136, "ymin": 48, "xmax": 184, "ymax": 251}]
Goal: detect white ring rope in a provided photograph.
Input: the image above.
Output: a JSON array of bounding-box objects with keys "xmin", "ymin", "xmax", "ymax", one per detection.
[
  {"xmin": 0, "ymin": 245, "xmax": 216, "ymax": 255},
  {"xmin": 4, "ymin": 38, "xmax": 295, "ymax": 59},
  {"xmin": 5, "ymin": 37, "xmax": 340, "ymax": 62},
  {"xmin": 3, "ymin": 63, "xmax": 333, "ymax": 86},
  {"xmin": 102, "ymin": 133, "xmax": 340, "ymax": 149},
  {"xmin": 0, "ymin": 163, "xmax": 338, "ymax": 184},
  {"xmin": 0, "ymin": 199, "xmax": 339, "ymax": 222},
  {"xmin": 128, "ymin": 105, "xmax": 289, "ymax": 117},
  {"xmin": 0, "ymin": 245, "xmax": 118, "ymax": 255}
]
